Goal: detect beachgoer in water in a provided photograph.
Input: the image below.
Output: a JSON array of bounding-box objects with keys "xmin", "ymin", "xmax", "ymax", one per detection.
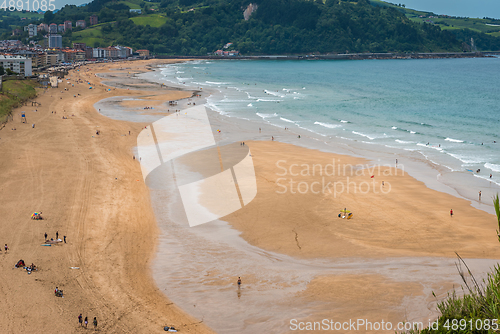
[
  {"xmin": 479, "ymin": 191, "xmax": 481, "ymax": 200},
  {"xmin": 490, "ymin": 174, "xmax": 493, "ymax": 179},
  {"xmin": 272, "ymin": 136, "xmax": 274, "ymax": 141}
]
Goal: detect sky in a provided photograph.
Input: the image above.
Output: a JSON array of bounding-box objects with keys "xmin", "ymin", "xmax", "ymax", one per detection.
[
  {"xmin": 53, "ymin": 0, "xmax": 500, "ymax": 19},
  {"xmin": 389, "ymin": 0, "xmax": 500, "ymax": 19}
]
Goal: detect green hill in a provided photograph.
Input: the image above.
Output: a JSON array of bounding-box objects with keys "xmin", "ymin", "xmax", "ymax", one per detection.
[{"xmin": 3, "ymin": 0, "xmax": 500, "ymax": 54}]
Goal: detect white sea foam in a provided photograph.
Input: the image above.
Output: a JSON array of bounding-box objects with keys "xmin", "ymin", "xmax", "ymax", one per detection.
[
  {"xmin": 281, "ymin": 117, "xmax": 297, "ymax": 123},
  {"xmin": 296, "ymin": 125, "xmax": 327, "ymax": 137},
  {"xmin": 391, "ymin": 126, "xmax": 398, "ymax": 130},
  {"xmin": 485, "ymin": 163, "xmax": 500, "ymax": 173},
  {"xmin": 314, "ymin": 121, "xmax": 341, "ymax": 129},
  {"xmin": 448, "ymin": 153, "xmax": 483, "ymax": 164},
  {"xmin": 410, "ymin": 131, "xmax": 416, "ymax": 134},
  {"xmin": 416, "ymin": 143, "xmax": 443, "ymax": 151},
  {"xmin": 206, "ymin": 81, "xmax": 230, "ymax": 85},
  {"xmin": 205, "ymin": 102, "xmax": 227, "ymax": 115},
  {"xmin": 256, "ymin": 112, "xmax": 278, "ymax": 119},
  {"xmin": 352, "ymin": 131, "xmax": 375, "ymax": 140},
  {"xmin": 256, "ymin": 99, "xmax": 283, "ymax": 102},
  {"xmin": 473, "ymin": 174, "xmax": 500, "ymax": 187},
  {"xmin": 264, "ymin": 90, "xmax": 284, "ymax": 97},
  {"xmin": 247, "ymin": 103, "xmax": 253, "ymax": 107},
  {"xmin": 246, "ymin": 92, "xmax": 257, "ymax": 99},
  {"xmin": 445, "ymin": 138, "xmax": 464, "ymax": 143},
  {"xmin": 340, "ymin": 120, "xmax": 349, "ymax": 123},
  {"xmin": 395, "ymin": 139, "xmax": 414, "ymax": 144}
]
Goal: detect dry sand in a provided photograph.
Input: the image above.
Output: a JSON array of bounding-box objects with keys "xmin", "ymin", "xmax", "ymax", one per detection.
[{"xmin": 0, "ymin": 60, "xmax": 214, "ymax": 333}]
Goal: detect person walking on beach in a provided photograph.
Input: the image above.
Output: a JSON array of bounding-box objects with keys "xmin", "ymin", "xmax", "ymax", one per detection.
[
  {"xmin": 56, "ymin": 231, "xmax": 59, "ymax": 240},
  {"xmin": 64, "ymin": 236, "xmax": 66, "ymax": 243},
  {"xmin": 84, "ymin": 316, "xmax": 88, "ymax": 328},
  {"xmin": 237, "ymin": 277, "xmax": 241, "ymax": 288},
  {"xmin": 4, "ymin": 244, "xmax": 8, "ymax": 252},
  {"xmin": 450, "ymin": 209, "xmax": 453, "ymax": 217},
  {"xmin": 44, "ymin": 232, "xmax": 47, "ymax": 240},
  {"xmin": 93, "ymin": 317, "xmax": 97, "ymax": 330},
  {"xmin": 78, "ymin": 314, "xmax": 83, "ymax": 327},
  {"xmin": 479, "ymin": 191, "xmax": 482, "ymax": 200}
]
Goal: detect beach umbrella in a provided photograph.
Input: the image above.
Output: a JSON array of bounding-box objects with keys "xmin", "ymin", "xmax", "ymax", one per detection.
[{"xmin": 340, "ymin": 209, "xmax": 350, "ymax": 213}]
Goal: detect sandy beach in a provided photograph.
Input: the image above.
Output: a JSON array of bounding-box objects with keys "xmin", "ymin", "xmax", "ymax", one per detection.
[
  {"xmin": 0, "ymin": 60, "xmax": 214, "ymax": 333},
  {"xmin": 1, "ymin": 58, "xmax": 498, "ymax": 333}
]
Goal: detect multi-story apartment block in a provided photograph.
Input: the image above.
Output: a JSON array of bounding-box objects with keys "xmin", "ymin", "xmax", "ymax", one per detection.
[
  {"xmin": 48, "ymin": 34, "xmax": 62, "ymax": 48},
  {"xmin": 0, "ymin": 55, "xmax": 32, "ymax": 76}
]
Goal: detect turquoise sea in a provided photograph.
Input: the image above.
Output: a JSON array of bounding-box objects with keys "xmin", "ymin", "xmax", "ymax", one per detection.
[{"xmin": 159, "ymin": 57, "xmax": 500, "ymax": 189}]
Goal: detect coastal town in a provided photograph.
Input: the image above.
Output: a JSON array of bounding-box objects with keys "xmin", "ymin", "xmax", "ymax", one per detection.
[{"xmin": 0, "ymin": 14, "xmax": 151, "ymax": 77}]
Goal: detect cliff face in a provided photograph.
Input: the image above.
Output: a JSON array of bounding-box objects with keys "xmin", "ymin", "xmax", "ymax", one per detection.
[{"xmin": 243, "ymin": 3, "xmax": 258, "ymax": 21}]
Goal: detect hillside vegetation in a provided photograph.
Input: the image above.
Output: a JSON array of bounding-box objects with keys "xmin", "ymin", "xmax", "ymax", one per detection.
[
  {"xmin": 2, "ymin": 0, "xmax": 500, "ymax": 54},
  {"xmin": 0, "ymin": 80, "xmax": 39, "ymax": 124}
]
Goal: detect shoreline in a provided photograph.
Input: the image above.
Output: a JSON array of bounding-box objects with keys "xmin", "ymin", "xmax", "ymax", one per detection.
[
  {"xmin": 146, "ymin": 60, "xmax": 500, "ymax": 214},
  {"xmin": 155, "ymin": 51, "xmax": 500, "ymax": 61}
]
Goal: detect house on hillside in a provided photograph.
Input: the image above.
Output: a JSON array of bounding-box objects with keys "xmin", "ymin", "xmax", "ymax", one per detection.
[
  {"xmin": 76, "ymin": 20, "xmax": 86, "ymax": 29},
  {"xmin": 89, "ymin": 15, "xmax": 98, "ymax": 26},
  {"xmin": 49, "ymin": 23, "xmax": 57, "ymax": 34}
]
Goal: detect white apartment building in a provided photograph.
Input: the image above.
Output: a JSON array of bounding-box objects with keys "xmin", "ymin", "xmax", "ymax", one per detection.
[{"xmin": 0, "ymin": 55, "xmax": 32, "ymax": 76}]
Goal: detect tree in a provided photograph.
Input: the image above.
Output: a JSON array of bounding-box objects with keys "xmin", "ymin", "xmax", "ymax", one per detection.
[
  {"xmin": 0, "ymin": 66, "xmax": 4, "ymax": 76},
  {"xmin": 44, "ymin": 10, "xmax": 55, "ymax": 23}
]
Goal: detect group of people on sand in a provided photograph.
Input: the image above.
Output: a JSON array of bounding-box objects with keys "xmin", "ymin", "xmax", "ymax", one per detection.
[
  {"xmin": 78, "ymin": 314, "xmax": 98, "ymax": 330},
  {"xmin": 143, "ymin": 106, "xmax": 154, "ymax": 109}
]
